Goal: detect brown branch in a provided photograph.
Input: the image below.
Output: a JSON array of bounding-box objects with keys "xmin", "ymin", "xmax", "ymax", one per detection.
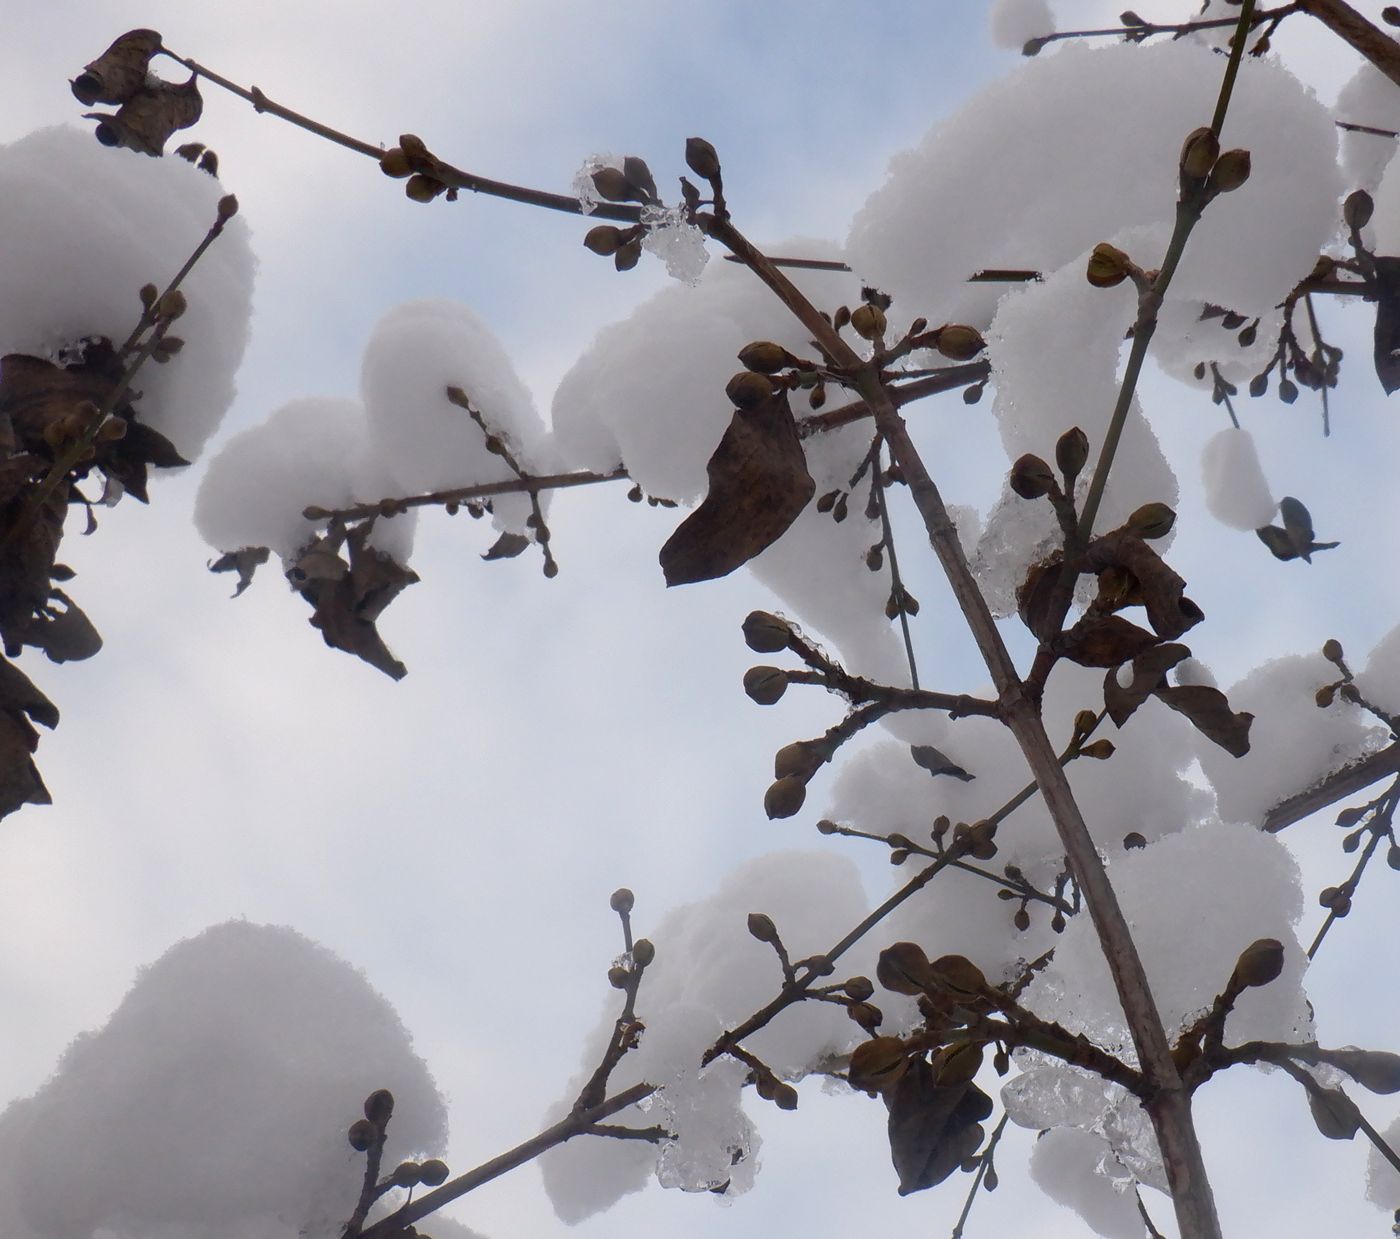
[
  {"xmin": 303, "ymin": 467, "xmax": 629, "ymax": 524},
  {"xmin": 1297, "ymin": 0, "xmax": 1400, "ymax": 90},
  {"xmin": 1263, "ymin": 742, "xmax": 1400, "ymax": 832},
  {"xmin": 360, "ymin": 1082, "xmax": 654, "ymax": 1237}
]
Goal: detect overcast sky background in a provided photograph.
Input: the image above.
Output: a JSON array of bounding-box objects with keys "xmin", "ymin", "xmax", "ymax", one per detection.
[{"xmin": 3, "ymin": 3, "xmax": 1400, "ymax": 1237}]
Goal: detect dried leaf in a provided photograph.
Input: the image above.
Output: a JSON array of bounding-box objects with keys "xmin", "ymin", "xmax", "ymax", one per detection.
[
  {"xmin": 87, "ymin": 75, "xmax": 202, "ymax": 157},
  {"xmin": 1083, "ymin": 530, "xmax": 1203, "ymax": 639},
  {"xmin": 482, "ymin": 531, "xmax": 530, "ymax": 561},
  {"xmin": 1015, "ymin": 557, "xmax": 1062, "ymax": 643},
  {"xmin": 209, "ymin": 546, "xmax": 270, "ymax": 598},
  {"xmin": 1054, "ymin": 615, "xmax": 1159, "ymax": 669},
  {"xmin": 22, "ymin": 589, "xmax": 103, "ymax": 663},
  {"xmin": 1372, "ymin": 256, "xmax": 1400, "ymax": 394},
  {"xmin": 660, "ymin": 391, "xmax": 814, "ymax": 586},
  {"xmin": 1102, "ymin": 642, "xmax": 1191, "ymax": 727},
  {"xmin": 885, "ymin": 1057, "xmax": 991, "ymax": 1195},
  {"xmin": 71, "ymin": 29, "xmax": 164, "ymax": 105},
  {"xmin": 910, "ymin": 743, "xmax": 974, "ymax": 782},
  {"xmin": 0, "ymin": 654, "xmax": 58, "ymax": 820},
  {"xmin": 298, "ymin": 528, "xmax": 418, "ymax": 679},
  {"xmin": 1153, "ymin": 684, "xmax": 1253, "ymax": 757}
]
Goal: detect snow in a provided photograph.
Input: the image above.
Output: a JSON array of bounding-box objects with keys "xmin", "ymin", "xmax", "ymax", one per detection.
[
  {"xmin": 0, "ymin": 125, "xmax": 254, "ymax": 461},
  {"xmin": 1360, "ymin": 622, "xmax": 1400, "ymax": 719},
  {"xmin": 640, "ymin": 204, "xmax": 710, "ymax": 285},
  {"xmin": 1367, "ymin": 1114, "xmax": 1400, "ymax": 1210},
  {"xmin": 540, "ymin": 851, "xmax": 869, "ymax": 1221},
  {"xmin": 1198, "ymin": 653, "xmax": 1383, "ymax": 827},
  {"xmin": 194, "ymin": 396, "xmax": 413, "ymax": 562},
  {"xmin": 1200, "ymin": 427, "xmax": 1277, "ymax": 532},
  {"xmin": 848, "ymin": 41, "xmax": 1340, "ymax": 323},
  {"xmin": 0, "ymin": 921, "xmax": 445, "ymax": 1239},
  {"xmin": 1029, "ymin": 1127, "xmax": 1143, "ymax": 1239},
  {"xmin": 361, "ymin": 299, "xmax": 552, "ymax": 536},
  {"xmin": 1336, "ymin": 64, "xmax": 1400, "ymax": 193}
]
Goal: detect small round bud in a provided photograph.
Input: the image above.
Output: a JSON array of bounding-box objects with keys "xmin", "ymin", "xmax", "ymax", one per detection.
[
  {"xmin": 850, "ymin": 303, "xmax": 886, "ymax": 341},
  {"xmin": 419, "ymin": 1158, "xmax": 450, "ymax": 1187},
  {"xmin": 772, "ymin": 1082, "xmax": 799, "ymax": 1110},
  {"xmin": 348, "ymin": 1119, "xmax": 377, "ymax": 1151},
  {"xmin": 607, "ymin": 965, "xmax": 630, "ymax": 989},
  {"xmin": 1232, "ymin": 938, "xmax": 1285, "ymax": 989},
  {"xmin": 216, "ymin": 194, "xmax": 239, "ymax": 221},
  {"xmin": 363, "ymin": 1089, "xmax": 395, "ymax": 1125},
  {"xmin": 155, "ymin": 290, "xmax": 187, "ymax": 321},
  {"xmin": 737, "ymin": 340, "xmax": 791, "ymax": 374},
  {"xmin": 684, "ymin": 136, "xmax": 721, "ymax": 180},
  {"xmin": 1315, "ymin": 684, "xmax": 1336, "ymax": 708},
  {"xmin": 1009, "ymin": 454, "xmax": 1055, "ymax": 500},
  {"xmin": 379, "ymin": 147, "xmax": 413, "ymax": 178},
  {"xmin": 816, "ymin": 818, "xmax": 839, "ymax": 834},
  {"xmin": 742, "ymin": 610, "xmax": 792, "ymax": 653},
  {"xmin": 391, "ymin": 1161, "xmax": 422, "ymax": 1189},
  {"xmin": 1179, "ymin": 126, "xmax": 1220, "ymax": 189},
  {"xmin": 405, "ymin": 174, "xmax": 444, "ymax": 203},
  {"xmin": 747, "ymin": 912, "xmax": 779, "ymax": 943},
  {"xmin": 1055, "ymin": 426, "xmax": 1089, "ymax": 481},
  {"xmin": 764, "ymin": 776, "xmax": 807, "ymax": 820},
  {"xmin": 591, "ymin": 165, "xmax": 632, "ymax": 202},
  {"xmin": 1125, "ymin": 501, "xmax": 1176, "ymax": 539},
  {"xmin": 610, "ymin": 887, "xmax": 634, "ymax": 913},
  {"xmin": 583, "ymin": 225, "xmax": 623, "ymax": 256},
  {"xmin": 1322, "ymin": 638, "xmax": 1344, "ymax": 663},
  {"xmin": 725, "ymin": 370, "xmax": 776, "ymax": 409},
  {"xmin": 1078, "ymin": 738, "xmax": 1115, "ymax": 760},
  {"xmin": 1086, "ymin": 242, "xmax": 1132, "ymax": 288},
  {"xmin": 744, "ymin": 666, "xmax": 789, "ymax": 706},
  {"xmin": 631, "ymin": 938, "xmax": 656, "ymax": 967},
  {"xmin": 877, "ymin": 941, "xmax": 933, "ymax": 995},
  {"xmin": 1345, "ymin": 189, "xmax": 1375, "ymax": 231},
  {"xmin": 844, "ymin": 975, "xmax": 874, "ymax": 1001},
  {"xmin": 1073, "ymin": 709, "xmax": 1099, "ymax": 735},
  {"xmin": 1013, "ymin": 907, "xmax": 1031, "ymax": 932},
  {"xmin": 773, "ymin": 740, "xmax": 823, "ymax": 781},
  {"xmin": 935, "ymin": 324, "xmax": 985, "ymax": 360},
  {"xmin": 1207, "ymin": 149, "xmax": 1251, "ymax": 195}
]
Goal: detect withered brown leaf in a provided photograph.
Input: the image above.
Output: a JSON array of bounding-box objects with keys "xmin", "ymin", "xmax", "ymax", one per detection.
[
  {"xmin": 659, "ymin": 390, "xmax": 814, "ymax": 586},
  {"xmin": 71, "ymin": 29, "xmax": 164, "ymax": 106},
  {"xmin": 209, "ymin": 546, "xmax": 270, "ymax": 598},
  {"xmin": 885, "ymin": 1056, "xmax": 992, "ymax": 1195},
  {"xmin": 1083, "ymin": 530, "xmax": 1203, "ymax": 640},
  {"xmin": 481, "ymin": 531, "xmax": 530, "ymax": 561},
  {"xmin": 87, "ymin": 75, "xmax": 202, "ymax": 157},
  {"xmin": 1103, "ymin": 642, "xmax": 1191, "ymax": 727},
  {"xmin": 1054, "ymin": 614, "xmax": 1159, "ymax": 669},
  {"xmin": 0, "ymin": 655, "xmax": 59, "ymax": 820},
  {"xmin": 1153, "ymin": 684, "xmax": 1253, "ymax": 757},
  {"xmin": 1372, "ymin": 256, "xmax": 1400, "ymax": 395}
]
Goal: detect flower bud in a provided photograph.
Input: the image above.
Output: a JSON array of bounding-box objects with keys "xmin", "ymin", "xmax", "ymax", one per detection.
[
  {"xmin": 1207, "ymin": 148, "xmax": 1251, "ymax": 195},
  {"xmin": 583, "ymin": 225, "xmax": 623, "ymax": 256},
  {"xmin": 1322, "ymin": 638, "xmax": 1344, "ymax": 663},
  {"xmin": 363, "ymin": 1089, "xmax": 395, "ymax": 1125},
  {"xmin": 1055, "ymin": 426, "xmax": 1089, "ymax": 481},
  {"xmin": 405, "ymin": 174, "xmax": 444, "ymax": 203},
  {"xmin": 877, "ymin": 941, "xmax": 933, "ymax": 995},
  {"xmin": 1009, "ymin": 454, "xmax": 1055, "ymax": 500},
  {"xmin": 347, "ymin": 1119, "xmax": 376, "ymax": 1151},
  {"xmin": 607, "ymin": 965, "xmax": 630, "ymax": 988},
  {"xmin": 844, "ymin": 975, "xmax": 874, "ymax": 1001},
  {"xmin": 764, "ymin": 776, "xmax": 807, "ymax": 819},
  {"xmin": 419, "ymin": 1158, "xmax": 450, "ymax": 1187},
  {"xmin": 1086, "ymin": 242, "xmax": 1132, "ymax": 288},
  {"xmin": 685, "ymin": 136, "xmax": 721, "ymax": 180},
  {"xmin": 1344, "ymin": 189, "xmax": 1374, "ymax": 231},
  {"xmin": 742, "ymin": 610, "xmax": 792, "ymax": 653},
  {"xmin": 379, "ymin": 148, "xmax": 413, "ymax": 178},
  {"xmin": 609, "ymin": 887, "xmax": 634, "ymax": 913},
  {"xmin": 216, "ymin": 194, "xmax": 239, "ymax": 221},
  {"xmin": 391, "ymin": 1161, "xmax": 422, "ymax": 1188},
  {"xmin": 850, "ymin": 303, "xmax": 886, "ymax": 341},
  {"xmin": 1125, "ymin": 501, "xmax": 1176, "ymax": 539},
  {"xmin": 935, "ymin": 324, "xmax": 985, "ymax": 360},
  {"xmin": 737, "ymin": 340, "xmax": 791, "ymax": 374},
  {"xmin": 747, "ymin": 912, "xmax": 779, "ymax": 943},
  {"xmin": 1232, "ymin": 938, "xmax": 1285, "ymax": 989},
  {"xmin": 631, "ymin": 938, "xmax": 656, "ymax": 966},
  {"xmin": 744, "ymin": 666, "xmax": 789, "ymax": 705},
  {"xmin": 1179, "ymin": 126, "xmax": 1220, "ymax": 190},
  {"xmin": 726, "ymin": 370, "xmax": 775, "ymax": 409}
]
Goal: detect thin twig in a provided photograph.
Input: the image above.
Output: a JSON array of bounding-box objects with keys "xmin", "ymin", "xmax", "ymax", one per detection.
[
  {"xmin": 949, "ymin": 1113, "xmax": 1009, "ymax": 1239},
  {"xmin": 869, "ymin": 438, "xmax": 920, "ymax": 689}
]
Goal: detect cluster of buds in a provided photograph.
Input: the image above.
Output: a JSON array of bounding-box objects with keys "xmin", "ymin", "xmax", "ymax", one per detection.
[
  {"xmin": 380, "ymin": 134, "xmax": 457, "ymax": 204},
  {"xmin": 1178, "ymin": 126, "xmax": 1251, "ymax": 202}
]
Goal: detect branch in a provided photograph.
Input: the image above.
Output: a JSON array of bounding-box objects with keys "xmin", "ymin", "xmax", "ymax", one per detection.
[
  {"xmin": 359, "ymin": 1082, "xmax": 654, "ymax": 1237},
  {"xmin": 1264, "ymin": 741, "xmax": 1400, "ymax": 833},
  {"xmin": 1297, "ymin": 0, "xmax": 1400, "ymax": 90}
]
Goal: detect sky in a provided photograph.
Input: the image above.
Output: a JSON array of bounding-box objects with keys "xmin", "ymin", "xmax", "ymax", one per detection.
[{"xmin": 2, "ymin": 2, "xmax": 1400, "ymax": 1237}]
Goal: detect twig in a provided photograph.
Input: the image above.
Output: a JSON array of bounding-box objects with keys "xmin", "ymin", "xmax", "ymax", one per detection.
[
  {"xmin": 868, "ymin": 438, "xmax": 920, "ymax": 689},
  {"xmin": 1297, "ymin": 0, "xmax": 1400, "ymax": 90},
  {"xmin": 949, "ymin": 1113, "xmax": 1009, "ymax": 1238},
  {"xmin": 1264, "ymin": 742, "xmax": 1400, "ymax": 832}
]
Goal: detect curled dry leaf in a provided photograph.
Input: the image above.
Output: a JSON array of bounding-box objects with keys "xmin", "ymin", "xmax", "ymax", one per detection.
[
  {"xmin": 910, "ymin": 743, "xmax": 974, "ymax": 782},
  {"xmin": 0, "ymin": 655, "xmax": 59, "ymax": 819},
  {"xmin": 659, "ymin": 389, "xmax": 815, "ymax": 586},
  {"xmin": 481, "ymin": 531, "xmax": 530, "ymax": 561},
  {"xmin": 295, "ymin": 527, "xmax": 419, "ymax": 680},
  {"xmin": 1102, "ymin": 642, "xmax": 1191, "ymax": 727},
  {"xmin": 1152, "ymin": 684, "xmax": 1253, "ymax": 757},
  {"xmin": 209, "ymin": 546, "xmax": 271, "ymax": 598},
  {"xmin": 1054, "ymin": 614, "xmax": 1159, "ymax": 669},
  {"xmin": 87, "ymin": 75, "xmax": 203, "ymax": 156},
  {"xmin": 1083, "ymin": 530, "xmax": 1203, "ymax": 640},
  {"xmin": 71, "ymin": 29, "xmax": 164, "ymax": 106},
  {"xmin": 885, "ymin": 1056, "xmax": 992, "ymax": 1195}
]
